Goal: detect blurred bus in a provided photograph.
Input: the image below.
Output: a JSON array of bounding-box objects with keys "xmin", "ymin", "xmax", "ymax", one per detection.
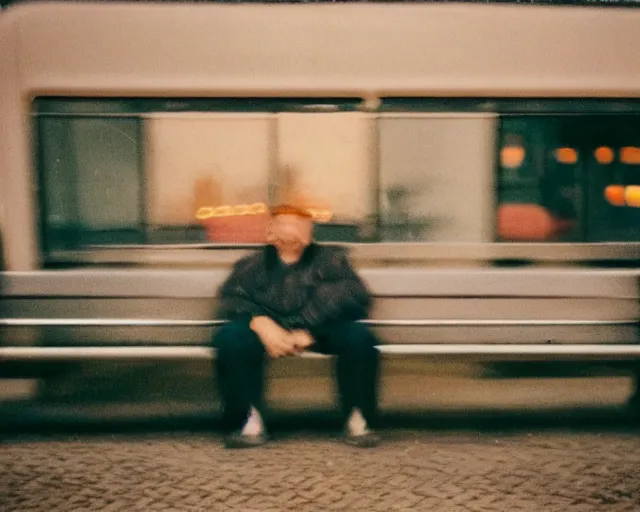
[{"xmin": 2, "ymin": 1, "xmax": 640, "ymax": 270}]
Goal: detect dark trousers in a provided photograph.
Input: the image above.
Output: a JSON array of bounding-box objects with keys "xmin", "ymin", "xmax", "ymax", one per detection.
[{"xmin": 213, "ymin": 321, "xmax": 379, "ymax": 431}]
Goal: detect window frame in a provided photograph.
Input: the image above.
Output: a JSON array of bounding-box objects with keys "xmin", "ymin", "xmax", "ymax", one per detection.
[{"xmin": 33, "ymin": 97, "xmax": 640, "ymax": 266}]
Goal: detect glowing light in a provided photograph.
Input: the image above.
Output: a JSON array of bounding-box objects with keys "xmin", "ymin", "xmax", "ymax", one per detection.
[
  {"xmin": 625, "ymin": 186, "xmax": 640, "ymax": 207},
  {"xmin": 594, "ymin": 146, "xmax": 614, "ymax": 165},
  {"xmin": 195, "ymin": 203, "xmax": 267, "ymax": 220},
  {"xmin": 621, "ymin": 147, "xmax": 640, "ymax": 165},
  {"xmin": 307, "ymin": 208, "xmax": 333, "ymax": 223},
  {"xmin": 604, "ymin": 185, "xmax": 640, "ymax": 208},
  {"xmin": 604, "ymin": 185, "xmax": 640, "ymax": 207},
  {"xmin": 554, "ymin": 148, "xmax": 578, "ymax": 165},
  {"xmin": 604, "ymin": 185, "xmax": 626, "ymax": 206},
  {"xmin": 500, "ymin": 146, "xmax": 525, "ymax": 169},
  {"xmin": 195, "ymin": 203, "xmax": 333, "ymax": 222},
  {"xmin": 194, "ymin": 206, "xmax": 215, "ymax": 220}
]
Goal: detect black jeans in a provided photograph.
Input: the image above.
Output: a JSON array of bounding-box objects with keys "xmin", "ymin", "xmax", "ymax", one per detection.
[{"xmin": 213, "ymin": 321, "xmax": 379, "ymax": 431}]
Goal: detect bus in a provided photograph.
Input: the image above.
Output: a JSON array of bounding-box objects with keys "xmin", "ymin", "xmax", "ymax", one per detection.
[{"xmin": 1, "ymin": 2, "xmax": 640, "ymax": 270}]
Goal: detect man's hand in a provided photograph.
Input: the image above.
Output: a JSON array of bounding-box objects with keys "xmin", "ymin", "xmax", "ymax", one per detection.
[
  {"xmin": 289, "ymin": 330, "xmax": 314, "ymax": 352},
  {"xmin": 250, "ymin": 316, "xmax": 296, "ymax": 358}
]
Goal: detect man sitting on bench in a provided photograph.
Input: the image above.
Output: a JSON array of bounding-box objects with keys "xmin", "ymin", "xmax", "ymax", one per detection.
[{"xmin": 214, "ymin": 203, "xmax": 380, "ymax": 448}]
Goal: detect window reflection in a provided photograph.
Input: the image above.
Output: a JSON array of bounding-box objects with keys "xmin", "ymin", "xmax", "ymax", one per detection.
[
  {"xmin": 604, "ymin": 185, "xmax": 626, "ymax": 207},
  {"xmin": 626, "ymin": 186, "xmax": 640, "ymax": 207},
  {"xmin": 620, "ymin": 147, "xmax": 640, "ymax": 165},
  {"xmin": 498, "ymin": 116, "xmax": 640, "ymax": 242},
  {"xmin": 497, "ymin": 117, "xmax": 580, "ymax": 242},
  {"xmin": 39, "ymin": 116, "xmax": 142, "ymax": 250},
  {"xmin": 34, "ymin": 99, "xmax": 640, "ymax": 252},
  {"xmin": 554, "ymin": 147, "xmax": 578, "ymax": 165},
  {"xmin": 500, "ymin": 145, "xmax": 525, "ymax": 169},
  {"xmin": 378, "ymin": 115, "xmax": 496, "ymax": 242},
  {"xmin": 594, "ymin": 146, "xmax": 614, "ymax": 165},
  {"xmin": 275, "ymin": 113, "xmax": 374, "ymax": 242},
  {"xmin": 144, "ymin": 113, "xmax": 272, "ymax": 243}
]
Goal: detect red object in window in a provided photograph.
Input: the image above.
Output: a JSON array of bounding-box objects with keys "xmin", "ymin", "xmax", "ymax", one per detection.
[
  {"xmin": 497, "ymin": 204, "xmax": 574, "ymax": 241},
  {"xmin": 201, "ymin": 213, "xmax": 270, "ymax": 243}
]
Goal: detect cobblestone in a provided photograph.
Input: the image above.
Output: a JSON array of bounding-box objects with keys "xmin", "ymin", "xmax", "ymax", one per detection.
[{"xmin": 2, "ymin": 426, "xmax": 640, "ymax": 511}]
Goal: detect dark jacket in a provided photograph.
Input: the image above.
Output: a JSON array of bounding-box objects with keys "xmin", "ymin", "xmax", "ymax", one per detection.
[{"xmin": 218, "ymin": 243, "xmax": 371, "ymax": 332}]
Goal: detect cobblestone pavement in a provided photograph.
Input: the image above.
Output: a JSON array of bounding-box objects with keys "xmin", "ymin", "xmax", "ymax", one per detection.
[{"xmin": 2, "ymin": 418, "xmax": 640, "ymax": 512}]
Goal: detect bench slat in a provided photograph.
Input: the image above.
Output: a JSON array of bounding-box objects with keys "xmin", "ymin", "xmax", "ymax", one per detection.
[
  {"xmin": 3, "ymin": 345, "xmax": 640, "ymax": 362},
  {"xmin": 3, "ymin": 268, "xmax": 638, "ymax": 298},
  {"xmin": 1, "ymin": 318, "xmax": 636, "ymax": 327}
]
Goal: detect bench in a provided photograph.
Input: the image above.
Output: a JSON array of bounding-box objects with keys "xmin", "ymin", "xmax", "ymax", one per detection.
[{"xmin": 1, "ymin": 268, "xmax": 640, "ymax": 410}]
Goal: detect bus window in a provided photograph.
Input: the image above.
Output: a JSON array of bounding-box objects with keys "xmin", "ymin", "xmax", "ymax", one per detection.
[
  {"xmin": 34, "ymin": 97, "xmax": 367, "ymax": 253},
  {"xmin": 496, "ymin": 117, "xmax": 582, "ymax": 242},
  {"xmin": 378, "ymin": 114, "xmax": 496, "ymax": 242},
  {"xmin": 38, "ymin": 115, "xmax": 143, "ymax": 251}
]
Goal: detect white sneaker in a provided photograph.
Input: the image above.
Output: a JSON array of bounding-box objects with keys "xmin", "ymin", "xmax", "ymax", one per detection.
[
  {"xmin": 225, "ymin": 406, "xmax": 267, "ymax": 449},
  {"xmin": 241, "ymin": 406, "xmax": 265, "ymax": 437},
  {"xmin": 344, "ymin": 408, "xmax": 380, "ymax": 448},
  {"xmin": 347, "ymin": 408, "xmax": 370, "ymax": 437}
]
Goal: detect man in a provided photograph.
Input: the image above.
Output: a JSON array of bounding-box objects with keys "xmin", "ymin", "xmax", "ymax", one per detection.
[{"xmin": 214, "ymin": 204, "xmax": 379, "ymax": 448}]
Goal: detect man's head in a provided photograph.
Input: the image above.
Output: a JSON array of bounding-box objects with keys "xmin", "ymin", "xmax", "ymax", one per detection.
[{"xmin": 268, "ymin": 204, "xmax": 314, "ymax": 257}]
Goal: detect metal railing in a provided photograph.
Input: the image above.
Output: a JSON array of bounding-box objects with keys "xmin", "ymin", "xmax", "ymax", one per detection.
[
  {"xmin": 1, "ymin": 317, "xmax": 639, "ymax": 362},
  {"xmin": 1, "ymin": 318, "xmax": 636, "ymax": 328},
  {"xmin": 2, "ymin": 345, "xmax": 640, "ymax": 362}
]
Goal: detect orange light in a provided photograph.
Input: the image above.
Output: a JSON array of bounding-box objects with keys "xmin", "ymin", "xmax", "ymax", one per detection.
[
  {"xmin": 625, "ymin": 186, "xmax": 640, "ymax": 207},
  {"xmin": 307, "ymin": 208, "xmax": 334, "ymax": 223},
  {"xmin": 604, "ymin": 185, "xmax": 626, "ymax": 206},
  {"xmin": 194, "ymin": 202, "xmax": 336, "ymax": 221},
  {"xmin": 620, "ymin": 147, "xmax": 640, "ymax": 165},
  {"xmin": 594, "ymin": 146, "xmax": 614, "ymax": 165},
  {"xmin": 195, "ymin": 206, "xmax": 215, "ymax": 220},
  {"xmin": 500, "ymin": 146, "xmax": 525, "ymax": 169},
  {"xmin": 554, "ymin": 148, "xmax": 578, "ymax": 165},
  {"xmin": 195, "ymin": 203, "xmax": 267, "ymax": 220},
  {"xmin": 249, "ymin": 203, "xmax": 268, "ymax": 215}
]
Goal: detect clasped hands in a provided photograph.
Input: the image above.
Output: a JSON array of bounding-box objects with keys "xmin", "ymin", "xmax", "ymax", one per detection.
[{"xmin": 250, "ymin": 316, "xmax": 314, "ymax": 358}]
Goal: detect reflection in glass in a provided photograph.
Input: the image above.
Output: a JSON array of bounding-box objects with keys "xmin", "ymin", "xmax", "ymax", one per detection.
[
  {"xmin": 626, "ymin": 186, "xmax": 640, "ymax": 207},
  {"xmin": 378, "ymin": 115, "xmax": 496, "ymax": 242},
  {"xmin": 35, "ymin": 99, "xmax": 640, "ymax": 252},
  {"xmin": 275, "ymin": 113, "xmax": 374, "ymax": 242},
  {"xmin": 604, "ymin": 185, "xmax": 626, "ymax": 207},
  {"xmin": 144, "ymin": 113, "xmax": 272, "ymax": 243},
  {"xmin": 554, "ymin": 147, "xmax": 578, "ymax": 165},
  {"xmin": 498, "ymin": 115, "xmax": 640, "ymax": 242},
  {"xmin": 497, "ymin": 117, "xmax": 580, "ymax": 242},
  {"xmin": 620, "ymin": 147, "xmax": 640, "ymax": 165},
  {"xmin": 39, "ymin": 116, "xmax": 142, "ymax": 250},
  {"xmin": 500, "ymin": 145, "xmax": 525, "ymax": 169},
  {"xmin": 594, "ymin": 146, "xmax": 614, "ymax": 165}
]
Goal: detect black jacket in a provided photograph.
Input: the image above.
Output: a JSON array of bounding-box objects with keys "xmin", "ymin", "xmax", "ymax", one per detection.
[{"xmin": 218, "ymin": 243, "xmax": 371, "ymax": 332}]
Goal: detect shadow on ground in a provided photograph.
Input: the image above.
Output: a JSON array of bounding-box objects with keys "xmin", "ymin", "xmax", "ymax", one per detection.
[{"xmin": 2, "ymin": 402, "xmax": 639, "ymax": 440}]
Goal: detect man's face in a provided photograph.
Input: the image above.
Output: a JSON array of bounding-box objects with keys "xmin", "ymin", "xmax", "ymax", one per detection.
[{"xmin": 269, "ymin": 213, "xmax": 313, "ymax": 252}]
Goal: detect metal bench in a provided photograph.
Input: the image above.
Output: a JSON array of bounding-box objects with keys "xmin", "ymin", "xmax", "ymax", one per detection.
[{"xmin": 1, "ymin": 268, "xmax": 639, "ymax": 409}]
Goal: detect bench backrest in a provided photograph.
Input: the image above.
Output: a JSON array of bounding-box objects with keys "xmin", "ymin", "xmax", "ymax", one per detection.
[{"xmin": 1, "ymin": 269, "xmax": 639, "ymax": 346}]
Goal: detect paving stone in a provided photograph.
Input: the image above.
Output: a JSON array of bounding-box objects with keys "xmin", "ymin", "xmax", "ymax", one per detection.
[{"xmin": 2, "ymin": 428, "xmax": 640, "ymax": 511}]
